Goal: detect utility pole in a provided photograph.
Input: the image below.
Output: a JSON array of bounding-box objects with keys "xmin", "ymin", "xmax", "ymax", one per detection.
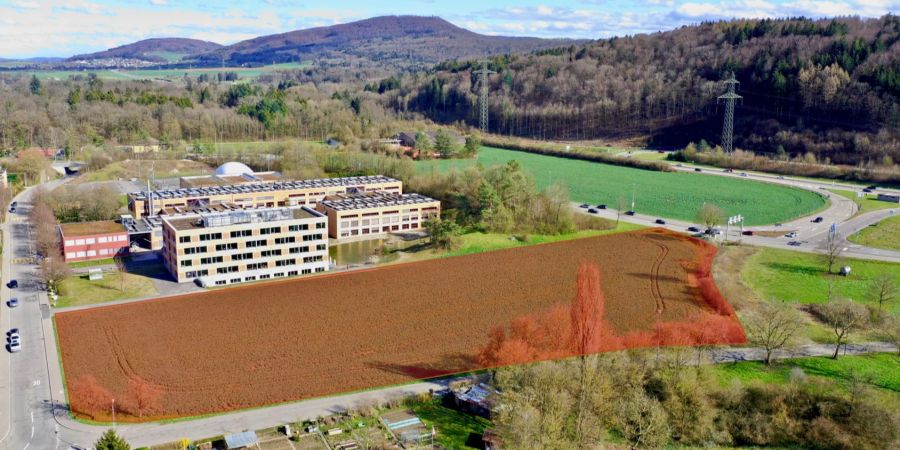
[
  {"xmin": 473, "ymin": 61, "xmax": 496, "ymax": 133},
  {"xmin": 717, "ymin": 72, "xmax": 742, "ymax": 153}
]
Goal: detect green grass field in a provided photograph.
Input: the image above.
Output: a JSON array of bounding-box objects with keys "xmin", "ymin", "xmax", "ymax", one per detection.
[
  {"xmin": 741, "ymin": 247, "xmax": 900, "ymax": 314},
  {"xmin": 417, "ymin": 147, "xmax": 827, "ymax": 225},
  {"xmin": 711, "ymin": 353, "xmax": 900, "ymax": 393},
  {"xmin": 412, "ymin": 399, "xmax": 491, "ymax": 450},
  {"xmin": 848, "ymin": 215, "xmax": 900, "ymax": 251},
  {"xmin": 56, "ymin": 271, "xmax": 157, "ymax": 308}
]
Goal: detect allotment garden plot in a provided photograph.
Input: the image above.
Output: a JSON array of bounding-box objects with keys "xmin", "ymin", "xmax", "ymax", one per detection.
[
  {"xmin": 55, "ymin": 229, "xmax": 744, "ymax": 421},
  {"xmin": 416, "ymin": 146, "xmax": 826, "ymax": 225}
]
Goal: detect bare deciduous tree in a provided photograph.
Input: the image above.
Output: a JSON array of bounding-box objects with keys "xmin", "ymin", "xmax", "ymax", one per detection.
[
  {"xmin": 817, "ymin": 298, "xmax": 868, "ymax": 359},
  {"xmin": 866, "ymin": 273, "xmax": 897, "ymax": 314},
  {"xmin": 819, "ymin": 229, "xmax": 843, "ymax": 274},
  {"xmin": 39, "ymin": 251, "xmax": 72, "ymax": 291},
  {"xmin": 744, "ymin": 302, "xmax": 806, "ymax": 365},
  {"xmin": 696, "ymin": 203, "xmax": 725, "ymax": 232}
]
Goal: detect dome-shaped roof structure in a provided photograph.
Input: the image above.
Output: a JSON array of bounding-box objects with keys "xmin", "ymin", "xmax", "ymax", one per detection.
[{"xmin": 215, "ymin": 162, "xmax": 254, "ymax": 176}]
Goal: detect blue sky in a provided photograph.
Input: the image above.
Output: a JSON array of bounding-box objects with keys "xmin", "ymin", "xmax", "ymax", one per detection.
[{"xmin": 0, "ymin": 0, "xmax": 897, "ymax": 57}]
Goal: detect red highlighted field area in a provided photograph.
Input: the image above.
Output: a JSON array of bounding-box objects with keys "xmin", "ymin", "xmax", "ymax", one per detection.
[{"xmin": 55, "ymin": 229, "xmax": 744, "ymax": 421}]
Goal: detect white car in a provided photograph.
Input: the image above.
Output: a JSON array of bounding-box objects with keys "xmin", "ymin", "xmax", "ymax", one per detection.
[
  {"xmin": 8, "ymin": 340, "xmax": 20, "ymax": 353},
  {"xmin": 7, "ymin": 331, "xmax": 19, "ymax": 341},
  {"xmin": 785, "ymin": 232, "xmax": 798, "ymax": 238}
]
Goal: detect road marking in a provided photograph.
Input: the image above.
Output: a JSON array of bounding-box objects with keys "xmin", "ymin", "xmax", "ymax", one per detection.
[
  {"xmin": 30, "ymin": 426, "xmax": 33, "ymax": 438},
  {"xmin": 23, "ymin": 443, "xmax": 29, "ymax": 450},
  {"xmin": 31, "ymin": 380, "xmax": 40, "ymax": 386},
  {"xmin": 29, "ymin": 411, "xmax": 32, "ymax": 423}
]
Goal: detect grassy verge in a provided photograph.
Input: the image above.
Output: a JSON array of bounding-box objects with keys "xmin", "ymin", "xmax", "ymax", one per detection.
[
  {"xmin": 828, "ymin": 188, "xmax": 898, "ymax": 215},
  {"xmin": 847, "ymin": 215, "xmax": 900, "ymax": 251},
  {"xmin": 67, "ymin": 257, "xmax": 116, "ymax": 269},
  {"xmin": 411, "ymin": 399, "xmax": 491, "ymax": 450},
  {"xmin": 56, "ymin": 271, "xmax": 158, "ymax": 308},
  {"xmin": 741, "ymin": 247, "xmax": 900, "ymax": 315}
]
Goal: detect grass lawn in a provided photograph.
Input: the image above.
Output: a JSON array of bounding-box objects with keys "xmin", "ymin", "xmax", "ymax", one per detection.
[
  {"xmin": 711, "ymin": 353, "xmax": 900, "ymax": 393},
  {"xmin": 417, "ymin": 147, "xmax": 826, "ymax": 226},
  {"xmin": 67, "ymin": 257, "xmax": 116, "ymax": 269},
  {"xmin": 827, "ymin": 189, "xmax": 898, "ymax": 215},
  {"xmin": 848, "ymin": 215, "xmax": 900, "ymax": 251},
  {"xmin": 56, "ymin": 271, "xmax": 157, "ymax": 308},
  {"xmin": 411, "ymin": 399, "xmax": 491, "ymax": 450},
  {"xmin": 741, "ymin": 248, "xmax": 900, "ymax": 314}
]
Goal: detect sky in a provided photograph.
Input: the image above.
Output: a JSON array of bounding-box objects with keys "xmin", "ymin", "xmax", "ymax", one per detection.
[{"xmin": 0, "ymin": 0, "xmax": 897, "ymax": 58}]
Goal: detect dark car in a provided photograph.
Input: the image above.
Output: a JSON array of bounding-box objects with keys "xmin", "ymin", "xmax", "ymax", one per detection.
[
  {"xmin": 742, "ymin": 230, "xmax": 754, "ymax": 236},
  {"xmin": 812, "ymin": 216, "xmax": 824, "ymax": 223},
  {"xmin": 579, "ymin": 203, "xmax": 590, "ymax": 208},
  {"xmin": 625, "ymin": 210, "xmax": 636, "ymax": 216},
  {"xmin": 694, "ymin": 168, "xmax": 702, "ymax": 172},
  {"xmin": 862, "ymin": 188, "xmax": 872, "ymax": 193},
  {"xmin": 655, "ymin": 219, "xmax": 666, "ymax": 225},
  {"xmin": 587, "ymin": 208, "xmax": 599, "ymax": 214},
  {"xmin": 597, "ymin": 204, "xmax": 607, "ymax": 209},
  {"xmin": 6, "ymin": 280, "xmax": 17, "ymax": 289},
  {"xmin": 866, "ymin": 185, "xmax": 877, "ymax": 190},
  {"xmin": 687, "ymin": 226, "xmax": 700, "ymax": 233},
  {"xmin": 787, "ymin": 241, "xmax": 802, "ymax": 246},
  {"xmin": 723, "ymin": 168, "xmax": 734, "ymax": 173}
]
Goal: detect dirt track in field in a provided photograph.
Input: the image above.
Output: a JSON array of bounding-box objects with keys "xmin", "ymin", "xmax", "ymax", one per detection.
[{"xmin": 55, "ymin": 228, "xmax": 744, "ymax": 421}]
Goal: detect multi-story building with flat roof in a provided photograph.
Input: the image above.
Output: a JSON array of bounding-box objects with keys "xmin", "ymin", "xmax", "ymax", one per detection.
[
  {"xmin": 161, "ymin": 206, "xmax": 329, "ymax": 286},
  {"xmin": 127, "ymin": 175, "xmax": 402, "ymax": 219},
  {"xmin": 316, "ymin": 192, "xmax": 440, "ymax": 240},
  {"xmin": 59, "ymin": 220, "xmax": 130, "ymax": 262}
]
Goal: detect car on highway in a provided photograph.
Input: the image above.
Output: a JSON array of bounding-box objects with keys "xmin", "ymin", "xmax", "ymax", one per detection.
[
  {"xmin": 625, "ymin": 210, "xmax": 636, "ymax": 216},
  {"xmin": 785, "ymin": 232, "xmax": 799, "ymax": 238},
  {"xmin": 7, "ymin": 297, "xmax": 18, "ymax": 308},
  {"xmin": 723, "ymin": 168, "xmax": 733, "ymax": 173},
  {"xmin": 655, "ymin": 219, "xmax": 666, "ymax": 225},
  {"xmin": 742, "ymin": 230, "xmax": 754, "ymax": 236},
  {"xmin": 7, "ymin": 340, "xmax": 20, "ymax": 353},
  {"xmin": 787, "ymin": 241, "xmax": 802, "ymax": 246},
  {"xmin": 579, "ymin": 203, "xmax": 590, "ymax": 208},
  {"xmin": 740, "ymin": 172, "xmax": 748, "ymax": 177},
  {"xmin": 812, "ymin": 216, "xmax": 824, "ymax": 223},
  {"xmin": 6, "ymin": 280, "xmax": 17, "ymax": 289},
  {"xmin": 596, "ymin": 204, "xmax": 607, "ymax": 209},
  {"xmin": 866, "ymin": 185, "xmax": 878, "ymax": 190},
  {"xmin": 862, "ymin": 188, "xmax": 872, "ymax": 193},
  {"xmin": 588, "ymin": 208, "xmax": 598, "ymax": 214},
  {"xmin": 778, "ymin": 176, "xmax": 785, "ymax": 179},
  {"xmin": 706, "ymin": 228, "xmax": 722, "ymax": 235},
  {"xmin": 694, "ymin": 168, "xmax": 702, "ymax": 172},
  {"xmin": 687, "ymin": 226, "xmax": 700, "ymax": 233}
]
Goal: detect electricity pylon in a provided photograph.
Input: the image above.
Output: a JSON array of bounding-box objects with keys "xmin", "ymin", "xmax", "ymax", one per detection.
[
  {"xmin": 473, "ymin": 61, "xmax": 496, "ymax": 133},
  {"xmin": 717, "ymin": 72, "xmax": 742, "ymax": 153}
]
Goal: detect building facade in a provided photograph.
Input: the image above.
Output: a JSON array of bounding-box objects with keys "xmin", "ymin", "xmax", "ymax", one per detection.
[
  {"xmin": 316, "ymin": 192, "xmax": 440, "ymax": 239},
  {"xmin": 59, "ymin": 221, "xmax": 130, "ymax": 262},
  {"xmin": 128, "ymin": 175, "xmax": 402, "ymax": 219},
  {"xmin": 161, "ymin": 206, "xmax": 329, "ymax": 286}
]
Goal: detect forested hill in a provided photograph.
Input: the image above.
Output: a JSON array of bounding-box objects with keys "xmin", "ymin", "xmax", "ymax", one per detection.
[
  {"xmin": 193, "ymin": 16, "xmax": 579, "ymax": 74},
  {"xmin": 69, "ymin": 38, "xmax": 223, "ymax": 63},
  {"xmin": 393, "ymin": 16, "xmax": 900, "ymax": 165}
]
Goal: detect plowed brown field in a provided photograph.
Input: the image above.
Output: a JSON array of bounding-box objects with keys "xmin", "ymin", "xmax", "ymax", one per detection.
[{"xmin": 55, "ymin": 229, "xmax": 744, "ymax": 421}]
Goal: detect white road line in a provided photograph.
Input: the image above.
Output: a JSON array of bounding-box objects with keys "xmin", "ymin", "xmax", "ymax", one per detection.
[
  {"xmin": 23, "ymin": 443, "xmax": 29, "ymax": 450},
  {"xmin": 30, "ymin": 426, "xmax": 33, "ymax": 438},
  {"xmin": 29, "ymin": 411, "xmax": 33, "ymax": 423}
]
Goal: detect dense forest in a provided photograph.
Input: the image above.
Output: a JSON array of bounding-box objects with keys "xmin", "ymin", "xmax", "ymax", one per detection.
[{"xmin": 390, "ymin": 16, "xmax": 900, "ymax": 165}]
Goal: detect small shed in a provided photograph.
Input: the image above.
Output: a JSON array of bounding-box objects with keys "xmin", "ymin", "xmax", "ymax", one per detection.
[
  {"xmin": 224, "ymin": 430, "xmax": 258, "ymax": 449},
  {"xmin": 453, "ymin": 383, "xmax": 496, "ymax": 418}
]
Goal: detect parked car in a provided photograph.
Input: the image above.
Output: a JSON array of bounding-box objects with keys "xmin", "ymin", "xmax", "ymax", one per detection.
[
  {"xmin": 7, "ymin": 340, "xmax": 20, "ymax": 353},
  {"xmin": 687, "ymin": 226, "xmax": 700, "ymax": 232},
  {"xmin": 7, "ymin": 328, "xmax": 18, "ymax": 336},
  {"xmin": 588, "ymin": 208, "xmax": 599, "ymax": 214},
  {"xmin": 785, "ymin": 232, "xmax": 799, "ymax": 238},
  {"xmin": 6, "ymin": 280, "xmax": 17, "ymax": 289},
  {"xmin": 788, "ymin": 241, "xmax": 802, "ymax": 247},
  {"xmin": 812, "ymin": 216, "xmax": 824, "ymax": 223},
  {"xmin": 7, "ymin": 298, "xmax": 18, "ymax": 308},
  {"xmin": 579, "ymin": 203, "xmax": 590, "ymax": 208},
  {"xmin": 625, "ymin": 210, "xmax": 636, "ymax": 216},
  {"xmin": 10, "ymin": 201, "xmax": 17, "ymax": 207},
  {"xmin": 596, "ymin": 204, "xmax": 607, "ymax": 210},
  {"xmin": 655, "ymin": 219, "xmax": 666, "ymax": 225}
]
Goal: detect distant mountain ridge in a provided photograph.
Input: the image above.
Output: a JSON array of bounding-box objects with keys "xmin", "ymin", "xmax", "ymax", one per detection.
[
  {"xmin": 69, "ymin": 38, "xmax": 222, "ymax": 63},
  {"xmin": 192, "ymin": 15, "xmax": 582, "ymax": 70}
]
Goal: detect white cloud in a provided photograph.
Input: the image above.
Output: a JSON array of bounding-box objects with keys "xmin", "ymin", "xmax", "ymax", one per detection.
[
  {"xmin": 12, "ymin": 1, "xmax": 40, "ymax": 9},
  {"xmin": 149, "ymin": 0, "xmax": 168, "ymax": 6}
]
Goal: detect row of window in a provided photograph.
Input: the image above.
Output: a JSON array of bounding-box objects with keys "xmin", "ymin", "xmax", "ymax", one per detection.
[
  {"xmin": 65, "ymin": 247, "xmax": 124, "ymax": 259},
  {"xmin": 339, "ymin": 223, "xmax": 417, "ymax": 238},
  {"xmin": 64, "ymin": 235, "xmax": 128, "ymax": 246},
  {"xmin": 211, "ymin": 267, "xmax": 326, "ymax": 285}
]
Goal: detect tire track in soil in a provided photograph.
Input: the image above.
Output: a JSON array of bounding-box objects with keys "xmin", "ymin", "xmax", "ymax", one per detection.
[{"xmin": 648, "ymin": 240, "xmax": 670, "ymax": 314}]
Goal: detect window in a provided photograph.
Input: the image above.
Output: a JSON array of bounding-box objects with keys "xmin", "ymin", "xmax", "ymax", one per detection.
[
  {"xmin": 276, "ymin": 258, "xmax": 296, "ymax": 267},
  {"xmin": 315, "ymin": 267, "xmax": 325, "ymax": 273},
  {"xmin": 230, "ymin": 278, "xmax": 241, "ymax": 284},
  {"xmin": 274, "ymin": 236, "xmax": 295, "ymax": 244},
  {"xmin": 301, "ymin": 268, "xmax": 312, "ymax": 275},
  {"xmin": 303, "ymin": 255, "xmax": 323, "ymax": 263},
  {"xmin": 316, "ymin": 222, "xmax": 326, "ymax": 229},
  {"xmin": 230, "ymin": 230, "xmax": 253, "ymax": 238},
  {"xmin": 289, "ymin": 224, "xmax": 309, "ymax": 232},
  {"xmin": 117, "ymin": 235, "xmax": 127, "ymax": 242},
  {"xmin": 75, "ymin": 239, "xmax": 85, "ymax": 245},
  {"xmin": 85, "ymin": 238, "xmax": 96, "ymax": 244},
  {"xmin": 66, "ymin": 252, "xmax": 75, "ymax": 258},
  {"xmin": 200, "ymin": 256, "xmax": 224, "ymax": 265},
  {"xmin": 232, "ymin": 252, "xmax": 253, "ymax": 261},
  {"xmin": 216, "ymin": 242, "xmax": 238, "ymax": 251},
  {"xmin": 287, "ymin": 270, "xmax": 298, "ymax": 276},
  {"xmin": 245, "ymin": 239, "xmax": 267, "ymax": 248},
  {"xmin": 244, "ymin": 276, "xmax": 256, "ymax": 282},
  {"xmin": 261, "ymin": 249, "xmax": 282, "ymax": 257},
  {"xmin": 214, "ymin": 280, "xmax": 227, "ymax": 286},
  {"xmin": 65, "ymin": 240, "xmax": 75, "ymax": 246},
  {"xmin": 199, "ymin": 232, "xmax": 223, "ymax": 241},
  {"xmin": 259, "ymin": 274, "xmax": 271, "ymax": 280},
  {"xmin": 217, "ymin": 266, "xmax": 238, "ymax": 274},
  {"xmin": 76, "ymin": 251, "xmax": 86, "ymax": 257},
  {"xmin": 180, "ymin": 260, "xmax": 193, "ymax": 267},
  {"xmin": 302, "ymin": 234, "xmax": 323, "ymax": 242},
  {"xmin": 316, "ymin": 244, "xmax": 326, "ymax": 251},
  {"xmin": 274, "ymin": 272, "xmax": 284, "ymax": 278},
  {"xmin": 247, "ymin": 262, "xmax": 268, "ymax": 270},
  {"xmin": 87, "ymin": 250, "xmax": 96, "ymax": 257},
  {"xmin": 259, "ymin": 226, "xmax": 282, "ymax": 235},
  {"xmin": 184, "ymin": 246, "xmax": 208, "ymax": 255},
  {"xmin": 98, "ymin": 237, "xmax": 108, "ymax": 243},
  {"xmin": 289, "ymin": 246, "xmax": 310, "ymax": 254},
  {"xmin": 179, "ymin": 236, "xmax": 192, "ymax": 244}
]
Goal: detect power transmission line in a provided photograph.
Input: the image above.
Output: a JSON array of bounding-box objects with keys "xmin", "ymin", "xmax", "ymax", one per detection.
[
  {"xmin": 473, "ymin": 61, "xmax": 496, "ymax": 133},
  {"xmin": 717, "ymin": 72, "xmax": 742, "ymax": 153}
]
